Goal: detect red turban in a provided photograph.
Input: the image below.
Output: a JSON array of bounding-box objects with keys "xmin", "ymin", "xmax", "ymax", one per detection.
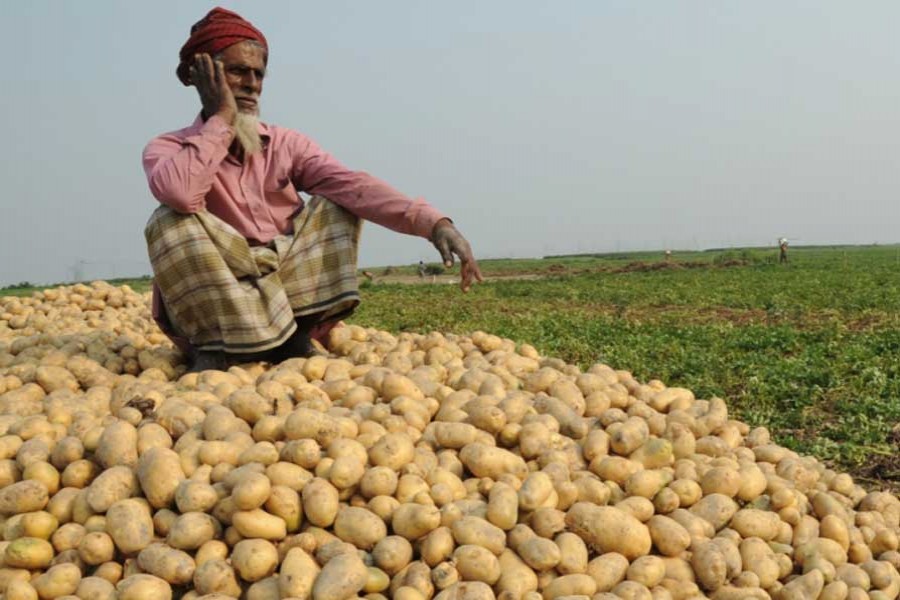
[{"xmin": 177, "ymin": 7, "xmax": 268, "ymax": 86}]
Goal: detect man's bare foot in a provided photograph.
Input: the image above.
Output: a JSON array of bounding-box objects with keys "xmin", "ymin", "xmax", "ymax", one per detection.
[{"xmin": 188, "ymin": 350, "xmax": 226, "ymax": 373}]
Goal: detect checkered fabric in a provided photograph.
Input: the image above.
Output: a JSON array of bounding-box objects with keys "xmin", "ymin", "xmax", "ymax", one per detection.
[{"xmin": 145, "ymin": 196, "xmax": 361, "ymax": 353}]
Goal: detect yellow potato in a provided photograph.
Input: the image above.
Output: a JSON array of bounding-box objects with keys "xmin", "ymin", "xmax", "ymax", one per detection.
[
  {"xmin": 167, "ymin": 512, "xmax": 220, "ymax": 550},
  {"xmin": 565, "ymin": 503, "xmax": 651, "ymax": 560},
  {"xmin": 115, "ymin": 574, "xmax": 172, "ymax": 600},
  {"xmin": 78, "ymin": 531, "xmax": 115, "ymax": 565},
  {"xmin": 451, "ymin": 516, "xmax": 506, "ymax": 555},
  {"xmin": 4, "ymin": 537, "xmax": 53, "ymax": 569},
  {"xmin": 302, "ymin": 478, "xmax": 340, "ymax": 527},
  {"xmin": 137, "ymin": 542, "xmax": 196, "ymax": 586},
  {"xmin": 231, "ymin": 539, "xmax": 278, "ymax": 582},
  {"xmin": 392, "ymin": 503, "xmax": 442, "ymax": 540},
  {"xmin": 452, "ymin": 545, "xmax": 501, "ymax": 585},
  {"xmin": 279, "ymin": 547, "xmax": 320, "ymax": 598},
  {"xmin": 313, "ymin": 552, "xmax": 369, "ymax": 600},
  {"xmin": 31, "ymin": 562, "xmax": 81, "ymax": 599}
]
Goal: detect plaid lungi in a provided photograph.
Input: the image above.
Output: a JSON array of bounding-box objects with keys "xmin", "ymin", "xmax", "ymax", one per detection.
[{"xmin": 145, "ymin": 196, "xmax": 361, "ymax": 354}]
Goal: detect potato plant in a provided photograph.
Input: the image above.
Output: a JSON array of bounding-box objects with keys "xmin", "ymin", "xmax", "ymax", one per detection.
[{"xmin": 0, "ymin": 281, "xmax": 897, "ymax": 600}]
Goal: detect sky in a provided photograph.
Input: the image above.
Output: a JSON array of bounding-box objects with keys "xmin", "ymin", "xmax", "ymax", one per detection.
[{"xmin": 2, "ymin": 1, "xmax": 900, "ymax": 286}]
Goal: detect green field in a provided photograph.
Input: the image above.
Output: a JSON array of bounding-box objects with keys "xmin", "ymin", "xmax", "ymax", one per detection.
[
  {"xmin": 4, "ymin": 245, "xmax": 899, "ymax": 484},
  {"xmin": 356, "ymin": 245, "xmax": 900, "ymax": 485}
]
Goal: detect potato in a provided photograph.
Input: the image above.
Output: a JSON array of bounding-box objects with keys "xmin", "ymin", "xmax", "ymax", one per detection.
[
  {"xmin": 232, "ymin": 509, "xmax": 287, "ymax": 540},
  {"xmin": 135, "ymin": 543, "xmax": 195, "ymax": 585},
  {"xmin": 729, "ymin": 509, "xmax": 780, "ymax": 541},
  {"xmin": 302, "ymin": 478, "xmax": 340, "ymax": 527},
  {"xmin": 646, "ymin": 515, "xmax": 691, "ymax": 557},
  {"xmin": 360, "ymin": 466, "xmax": 400, "ymax": 498},
  {"xmin": 313, "ymin": 551, "xmax": 368, "ymax": 600},
  {"xmin": 434, "ymin": 581, "xmax": 495, "ymax": 600},
  {"xmin": 231, "ymin": 539, "xmax": 278, "ymax": 582},
  {"xmin": 78, "ymin": 531, "xmax": 114, "ymax": 565},
  {"xmin": 265, "ymin": 485, "xmax": 302, "ymax": 532},
  {"xmin": 486, "ymin": 481, "xmax": 518, "ymax": 531},
  {"xmin": 231, "ymin": 472, "xmax": 271, "ymax": 511},
  {"xmin": 193, "ymin": 559, "xmax": 242, "ymax": 597},
  {"xmin": 393, "ymin": 503, "xmax": 442, "ymax": 540},
  {"xmin": 369, "ymin": 433, "xmax": 415, "ymax": 471},
  {"xmin": 18, "ymin": 511, "xmax": 57, "ymax": 540},
  {"xmin": 95, "ymin": 421, "xmax": 138, "ymax": 469},
  {"xmin": 116, "ymin": 574, "xmax": 172, "ymax": 600},
  {"xmin": 4, "ymin": 579, "xmax": 38, "ymax": 600},
  {"xmin": 167, "ymin": 512, "xmax": 219, "ymax": 550},
  {"xmin": 517, "ymin": 536, "xmax": 562, "ymax": 571},
  {"xmin": 5, "ymin": 537, "xmax": 54, "ymax": 569},
  {"xmin": 86, "ymin": 465, "xmax": 139, "ymax": 512},
  {"xmin": 453, "ymin": 544, "xmax": 501, "ymax": 584},
  {"xmin": 543, "ymin": 574, "xmax": 598, "ymax": 600},
  {"xmin": 136, "ymin": 447, "xmax": 185, "ymax": 509},
  {"xmin": 51, "ymin": 522, "xmax": 85, "ymax": 552},
  {"xmin": 451, "ymin": 516, "xmax": 506, "ymax": 555},
  {"xmin": 689, "ymin": 494, "xmax": 738, "ymax": 531},
  {"xmin": 93, "ymin": 561, "xmax": 123, "ymax": 585},
  {"xmin": 175, "ymin": 480, "xmax": 219, "ymax": 513},
  {"xmin": 587, "ymin": 552, "xmax": 630, "ymax": 592},
  {"xmin": 72, "ymin": 576, "xmax": 114, "ymax": 599},
  {"xmin": 106, "ymin": 499, "xmax": 153, "ymax": 555},
  {"xmin": 420, "ymin": 527, "xmax": 455, "ymax": 567},
  {"xmin": 565, "ymin": 503, "xmax": 651, "ymax": 560},
  {"xmin": 627, "ymin": 556, "xmax": 666, "ymax": 589},
  {"xmin": 0, "ymin": 480, "xmax": 49, "ymax": 515},
  {"xmin": 31, "ymin": 562, "xmax": 81, "ymax": 599},
  {"xmin": 279, "ymin": 547, "xmax": 320, "ymax": 598},
  {"xmin": 459, "ymin": 443, "xmax": 528, "ymax": 480},
  {"xmin": 556, "ymin": 532, "xmax": 589, "ymax": 574},
  {"xmin": 691, "ymin": 542, "xmax": 727, "ymax": 592},
  {"xmin": 334, "ymin": 506, "xmax": 387, "ymax": 550},
  {"xmin": 22, "ymin": 462, "xmax": 59, "ymax": 496}
]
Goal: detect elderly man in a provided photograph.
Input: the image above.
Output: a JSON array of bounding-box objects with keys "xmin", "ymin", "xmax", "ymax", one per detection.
[{"xmin": 143, "ymin": 7, "xmax": 481, "ymax": 371}]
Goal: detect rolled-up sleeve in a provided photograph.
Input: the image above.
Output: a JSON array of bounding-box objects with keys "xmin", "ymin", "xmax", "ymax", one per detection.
[
  {"xmin": 142, "ymin": 116, "xmax": 235, "ymax": 214},
  {"xmin": 287, "ymin": 131, "xmax": 448, "ymax": 239}
]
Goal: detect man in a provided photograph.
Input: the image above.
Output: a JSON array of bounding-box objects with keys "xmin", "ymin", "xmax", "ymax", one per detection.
[
  {"xmin": 779, "ymin": 238, "xmax": 789, "ymax": 264},
  {"xmin": 143, "ymin": 7, "xmax": 481, "ymax": 371}
]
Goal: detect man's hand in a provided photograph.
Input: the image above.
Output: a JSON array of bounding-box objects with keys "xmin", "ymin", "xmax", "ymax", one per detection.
[
  {"xmin": 189, "ymin": 53, "xmax": 238, "ymax": 125},
  {"xmin": 431, "ymin": 219, "xmax": 483, "ymax": 292}
]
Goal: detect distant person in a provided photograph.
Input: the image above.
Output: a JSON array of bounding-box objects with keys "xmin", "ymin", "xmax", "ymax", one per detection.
[
  {"xmin": 664, "ymin": 249, "xmax": 672, "ymax": 263},
  {"xmin": 141, "ymin": 7, "xmax": 482, "ymax": 371},
  {"xmin": 779, "ymin": 238, "xmax": 789, "ymax": 264},
  {"xmin": 418, "ymin": 260, "xmax": 427, "ymax": 279}
]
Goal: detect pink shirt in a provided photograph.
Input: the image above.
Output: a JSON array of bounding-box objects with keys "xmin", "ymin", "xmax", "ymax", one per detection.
[{"xmin": 142, "ymin": 115, "xmax": 447, "ymax": 244}]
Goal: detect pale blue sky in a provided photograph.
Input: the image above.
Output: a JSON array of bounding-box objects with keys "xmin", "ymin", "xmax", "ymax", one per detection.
[{"xmin": 2, "ymin": 2, "xmax": 900, "ymax": 285}]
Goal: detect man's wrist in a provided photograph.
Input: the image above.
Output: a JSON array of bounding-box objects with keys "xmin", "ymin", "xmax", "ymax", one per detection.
[{"xmin": 430, "ymin": 218, "xmax": 454, "ymax": 241}]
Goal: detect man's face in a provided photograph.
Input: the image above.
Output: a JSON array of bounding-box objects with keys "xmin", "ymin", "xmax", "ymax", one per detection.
[{"xmin": 219, "ymin": 41, "xmax": 267, "ymax": 115}]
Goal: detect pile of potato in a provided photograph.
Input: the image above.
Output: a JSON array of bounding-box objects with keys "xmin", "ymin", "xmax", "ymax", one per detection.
[{"xmin": 0, "ymin": 281, "xmax": 898, "ymax": 600}]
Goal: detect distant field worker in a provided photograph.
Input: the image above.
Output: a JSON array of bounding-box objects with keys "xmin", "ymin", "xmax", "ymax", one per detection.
[
  {"xmin": 779, "ymin": 238, "xmax": 789, "ymax": 264},
  {"xmin": 142, "ymin": 7, "xmax": 482, "ymax": 371},
  {"xmin": 418, "ymin": 260, "xmax": 427, "ymax": 279},
  {"xmin": 664, "ymin": 249, "xmax": 672, "ymax": 262}
]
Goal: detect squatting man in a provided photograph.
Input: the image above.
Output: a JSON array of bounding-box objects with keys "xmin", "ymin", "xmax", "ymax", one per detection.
[{"xmin": 142, "ymin": 7, "xmax": 482, "ymax": 372}]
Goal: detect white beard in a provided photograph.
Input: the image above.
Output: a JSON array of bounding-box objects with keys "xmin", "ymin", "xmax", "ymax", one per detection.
[{"xmin": 233, "ymin": 112, "xmax": 263, "ymax": 155}]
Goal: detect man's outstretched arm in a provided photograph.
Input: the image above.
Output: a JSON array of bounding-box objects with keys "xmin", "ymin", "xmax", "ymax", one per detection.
[{"xmin": 289, "ymin": 133, "xmax": 482, "ymax": 291}]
